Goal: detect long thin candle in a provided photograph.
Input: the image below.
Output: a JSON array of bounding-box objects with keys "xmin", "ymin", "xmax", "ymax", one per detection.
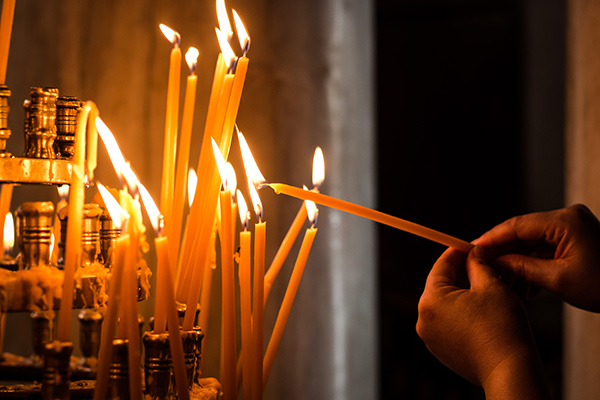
[
  {"xmin": 253, "ymin": 220, "xmax": 265, "ymax": 400},
  {"xmin": 124, "ymin": 231, "xmax": 142, "ymax": 400},
  {"xmin": 263, "ymin": 204, "xmax": 307, "ymax": 306},
  {"xmin": 156, "ymin": 235, "xmax": 190, "ymax": 400},
  {"xmin": 219, "ymin": 189, "xmax": 236, "ymax": 400},
  {"xmin": 160, "ymin": 25, "xmax": 181, "ymax": 237},
  {"xmin": 57, "ymin": 102, "xmax": 98, "ymax": 342},
  {"xmin": 170, "ymin": 48, "xmax": 199, "ymax": 271},
  {"xmin": 263, "ymin": 226, "xmax": 318, "ymax": 387},
  {"xmin": 268, "ymin": 183, "xmax": 474, "ymax": 253},
  {"xmin": 239, "ymin": 227, "xmax": 253, "ymax": 400},
  {"xmin": 198, "ymin": 221, "xmax": 218, "ymax": 373},
  {"xmin": 0, "ymin": 0, "xmax": 15, "ymax": 84}
]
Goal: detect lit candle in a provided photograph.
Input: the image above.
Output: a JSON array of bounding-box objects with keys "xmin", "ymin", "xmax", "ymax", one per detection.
[
  {"xmin": 213, "ymin": 138, "xmax": 237, "ymax": 400},
  {"xmin": 263, "ymin": 199, "xmax": 319, "ymax": 387},
  {"xmin": 217, "ymin": 10, "xmax": 250, "ymax": 156},
  {"xmin": 267, "ymin": 183, "xmax": 474, "ymax": 253},
  {"xmin": 3, "ymin": 211, "xmax": 12, "ymax": 257},
  {"xmin": 51, "ymin": 185, "xmax": 69, "ymax": 265},
  {"xmin": 0, "ymin": 183, "xmax": 13, "ymax": 261},
  {"xmin": 180, "ymin": 29, "xmax": 237, "ymax": 330},
  {"xmin": 138, "ymin": 183, "xmax": 190, "ymax": 400},
  {"xmin": 0, "ymin": 0, "xmax": 15, "ymax": 84},
  {"xmin": 159, "ymin": 23, "xmax": 182, "ymax": 237},
  {"xmin": 57, "ymin": 101, "xmax": 98, "ymax": 343},
  {"xmin": 238, "ymin": 130, "xmax": 265, "ymax": 400},
  {"xmin": 170, "ymin": 47, "xmax": 199, "ymax": 272},
  {"xmin": 93, "ymin": 183, "xmax": 129, "ymax": 400},
  {"xmin": 264, "ymin": 147, "xmax": 324, "ymax": 305},
  {"xmin": 237, "ymin": 191, "xmax": 253, "ymax": 400}
]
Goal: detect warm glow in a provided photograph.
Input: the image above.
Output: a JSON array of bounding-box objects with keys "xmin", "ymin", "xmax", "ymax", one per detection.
[
  {"xmin": 248, "ymin": 178, "xmax": 263, "ymax": 222},
  {"xmin": 187, "ymin": 169, "xmax": 197, "ymax": 207},
  {"xmin": 97, "ymin": 182, "xmax": 129, "ymax": 230},
  {"xmin": 3, "ymin": 212, "xmax": 13, "ymax": 255},
  {"xmin": 237, "ymin": 129, "xmax": 266, "ymax": 186},
  {"xmin": 232, "ymin": 10, "xmax": 250, "ymax": 55},
  {"xmin": 57, "ymin": 184, "xmax": 69, "ymax": 201},
  {"xmin": 138, "ymin": 183, "xmax": 163, "ymax": 235},
  {"xmin": 216, "ymin": 0, "xmax": 233, "ymax": 40},
  {"xmin": 96, "ymin": 117, "xmax": 139, "ymax": 191},
  {"xmin": 312, "ymin": 147, "xmax": 325, "ymax": 189},
  {"xmin": 216, "ymin": 28, "xmax": 237, "ymax": 71},
  {"xmin": 212, "ymin": 137, "xmax": 228, "ymax": 187},
  {"xmin": 237, "ymin": 189, "xmax": 250, "ymax": 230},
  {"xmin": 50, "ymin": 233, "xmax": 55, "ymax": 257},
  {"xmin": 303, "ymin": 186, "xmax": 319, "ymax": 227},
  {"xmin": 226, "ymin": 163, "xmax": 237, "ymax": 196},
  {"xmin": 160, "ymin": 23, "xmax": 181, "ymax": 47},
  {"xmin": 185, "ymin": 47, "xmax": 199, "ymax": 74}
]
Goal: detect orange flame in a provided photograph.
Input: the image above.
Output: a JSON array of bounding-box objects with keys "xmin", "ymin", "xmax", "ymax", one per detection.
[
  {"xmin": 160, "ymin": 24, "xmax": 181, "ymax": 47},
  {"xmin": 185, "ymin": 47, "xmax": 200, "ymax": 74},
  {"xmin": 237, "ymin": 189, "xmax": 250, "ymax": 230},
  {"xmin": 216, "ymin": 27, "xmax": 237, "ymax": 70},
  {"xmin": 232, "ymin": 10, "xmax": 250, "ymax": 55},
  {"xmin": 97, "ymin": 182, "xmax": 129, "ymax": 230},
  {"xmin": 57, "ymin": 184, "xmax": 69, "ymax": 201},
  {"xmin": 303, "ymin": 185, "xmax": 319, "ymax": 227},
  {"xmin": 188, "ymin": 168, "xmax": 197, "ymax": 207},
  {"xmin": 312, "ymin": 147, "xmax": 325, "ymax": 189},
  {"xmin": 138, "ymin": 183, "xmax": 163, "ymax": 235},
  {"xmin": 96, "ymin": 117, "xmax": 139, "ymax": 191},
  {"xmin": 237, "ymin": 128, "xmax": 266, "ymax": 186},
  {"xmin": 216, "ymin": 0, "xmax": 233, "ymax": 41},
  {"xmin": 3, "ymin": 212, "xmax": 13, "ymax": 255}
]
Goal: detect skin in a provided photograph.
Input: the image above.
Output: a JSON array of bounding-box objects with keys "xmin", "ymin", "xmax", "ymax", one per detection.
[
  {"xmin": 417, "ymin": 204, "xmax": 600, "ymax": 397},
  {"xmin": 474, "ymin": 204, "xmax": 600, "ymax": 312},
  {"xmin": 417, "ymin": 247, "xmax": 550, "ymax": 399}
]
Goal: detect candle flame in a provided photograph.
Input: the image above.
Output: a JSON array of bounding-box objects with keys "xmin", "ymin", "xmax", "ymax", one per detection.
[
  {"xmin": 303, "ymin": 185, "xmax": 319, "ymax": 227},
  {"xmin": 216, "ymin": 0, "xmax": 233, "ymax": 40},
  {"xmin": 248, "ymin": 177, "xmax": 263, "ymax": 222},
  {"xmin": 138, "ymin": 182, "xmax": 164, "ymax": 235},
  {"xmin": 226, "ymin": 163, "xmax": 237, "ymax": 197},
  {"xmin": 312, "ymin": 147, "xmax": 325, "ymax": 189},
  {"xmin": 237, "ymin": 189, "xmax": 250, "ymax": 230},
  {"xmin": 188, "ymin": 168, "xmax": 197, "ymax": 207},
  {"xmin": 216, "ymin": 28, "xmax": 237, "ymax": 71},
  {"xmin": 57, "ymin": 184, "xmax": 69, "ymax": 201},
  {"xmin": 160, "ymin": 23, "xmax": 181, "ymax": 47},
  {"xmin": 237, "ymin": 128, "xmax": 266, "ymax": 186},
  {"xmin": 232, "ymin": 10, "xmax": 250, "ymax": 55},
  {"xmin": 185, "ymin": 47, "xmax": 200, "ymax": 74},
  {"xmin": 97, "ymin": 182, "xmax": 129, "ymax": 230},
  {"xmin": 3, "ymin": 212, "xmax": 13, "ymax": 255},
  {"xmin": 96, "ymin": 117, "xmax": 139, "ymax": 192},
  {"xmin": 50, "ymin": 233, "xmax": 55, "ymax": 257}
]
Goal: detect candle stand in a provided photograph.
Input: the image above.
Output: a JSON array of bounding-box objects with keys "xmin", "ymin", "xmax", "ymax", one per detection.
[{"xmin": 0, "ymin": 85, "xmax": 220, "ymax": 399}]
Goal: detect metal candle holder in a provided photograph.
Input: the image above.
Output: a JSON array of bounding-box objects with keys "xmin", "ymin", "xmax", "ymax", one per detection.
[
  {"xmin": 41, "ymin": 341, "xmax": 73, "ymax": 400},
  {"xmin": 143, "ymin": 331, "xmax": 171, "ymax": 400}
]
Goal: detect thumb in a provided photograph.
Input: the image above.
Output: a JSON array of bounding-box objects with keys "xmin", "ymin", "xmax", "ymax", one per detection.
[{"xmin": 466, "ymin": 246, "xmax": 500, "ymax": 289}]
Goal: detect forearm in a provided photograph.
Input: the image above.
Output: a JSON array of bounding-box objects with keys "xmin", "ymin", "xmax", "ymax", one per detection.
[{"xmin": 482, "ymin": 347, "xmax": 551, "ymax": 400}]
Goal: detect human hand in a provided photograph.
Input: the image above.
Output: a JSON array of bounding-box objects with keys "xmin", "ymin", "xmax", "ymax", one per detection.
[
  {"xmin": 417, "ymin": 247, "xmax": 549, "ymax": 398},
  {"xmin": 474, "ymin": 204, "xmax": 600, "ymax": 312}
]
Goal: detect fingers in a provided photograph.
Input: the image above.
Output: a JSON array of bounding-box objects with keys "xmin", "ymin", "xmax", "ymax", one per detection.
[
  {"xmin": 492, "ymin": 253, "xmax": 560, "ymax": 291},
  {"xmin": 425, "ymin": 248, "xmax": 466, "ymax": 290},
  {"xmin": 473, "ymin": 209, "xmax": 567, "ymax": 251},
  {"xmin": 465, "ymin": 246, "xmax": 501, "ymax": 290}
]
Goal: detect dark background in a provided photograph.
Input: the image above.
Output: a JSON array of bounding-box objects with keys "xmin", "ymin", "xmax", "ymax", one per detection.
[{"xmin": 376, "ymin": 1, "xmax": 566, "ymax": 398}]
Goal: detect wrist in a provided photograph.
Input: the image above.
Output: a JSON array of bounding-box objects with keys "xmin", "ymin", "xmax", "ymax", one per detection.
[{"xmin": 482, "ymin": 346, "xmax": 551, "ymax": 400}]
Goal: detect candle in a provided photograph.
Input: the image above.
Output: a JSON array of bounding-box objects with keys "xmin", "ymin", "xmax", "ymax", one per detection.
[
  {"xmin": 238, "ymin": 129, "xmax": 265, "ymax": 399},
  {"xmin": 159, "ymin": 24, "xmax": 182, "ymax": 236},
  {"xmin": 214, "ymin": 138, "xmax": 237, "ymax": 399},
  {"xmin": 51, "ymin": 185, "xmax": 69, "ymax": 265},
  {"xmin": 138, "ymin": 182, "xmax": 189, "ymax": 400},
  {"xmin": 198, "ymin": 220, "xmax": 217, "ymax": 373},
  {"xmin": 267, "ymin": 183, "xmax": 474, "ymax": 253},
  {"xmin": 170, "ymin": 47, "xmax": 199, "ymax": 272},
  {"xmin": 93, "ymin": 183, "xmax": 130, "ymax": 400},
  {"xmin": 156, "ymin": 235, "xmax": 190, "ymax": 400},
  {"xmin": 217, "ymin": 10, "xmax": 250, "ymax": 156},
  {"xmin": 237, "ymin": 191, "xmax": 253, "ymax": 400},
  {"xmin": 57, "ymin": 101, "xmax": 98, "ymax": 343},
  {"xmin": 0, "ymin": 183, "xmax": 12, "ymax": 258},
  {"xmin": 264, "ymin": 147, "xmax": 324, "ymax": 305},
  {"xmin": 263, "ymin": 200, "xmax": 318, "ymax": 387},
  {"xmin": 180, "ymin": 33, "xmax": 236, "ymax": 328},
  {"xmin": 0, "ymin": 0, "xmax": 15, "ymax": 84}
]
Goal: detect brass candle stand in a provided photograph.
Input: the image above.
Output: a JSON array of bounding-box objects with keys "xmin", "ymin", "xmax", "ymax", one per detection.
[{"xmin": 0, "ymin": 85, "xmax": 221, "ymax": 399}]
